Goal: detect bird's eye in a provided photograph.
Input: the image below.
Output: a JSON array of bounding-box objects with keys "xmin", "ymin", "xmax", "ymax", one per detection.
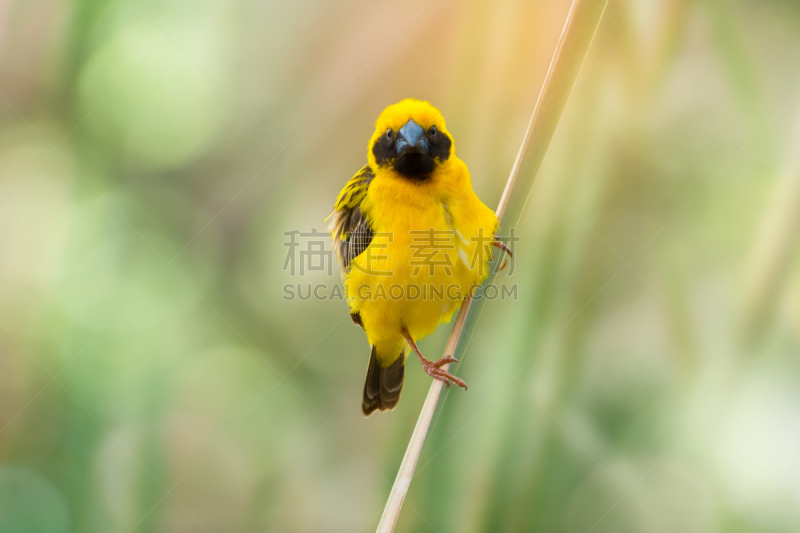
[
  {"xmin": 429, "ymin": 125, "xmax": 437, "ymax": 137},
  {"xmin": 385, "ymin": 128, "xmax": 392, "ymax": 140}
]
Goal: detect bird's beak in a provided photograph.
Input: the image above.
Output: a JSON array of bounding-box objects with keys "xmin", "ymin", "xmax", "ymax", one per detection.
[{"xmin": 396, "ymin": 119, "xmax": 429, "ymax": 158}]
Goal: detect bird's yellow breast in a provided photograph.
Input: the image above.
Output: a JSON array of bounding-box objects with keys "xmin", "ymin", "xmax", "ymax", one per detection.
[{"xmin": 345, "ymin": 157, "xmax": 497, "ymax": 364}]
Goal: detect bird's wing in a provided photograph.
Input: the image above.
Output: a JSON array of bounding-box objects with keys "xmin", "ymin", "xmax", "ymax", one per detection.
[{"xmin": 329, "ymin": 165, "xmax": 375, "ymax": 271}]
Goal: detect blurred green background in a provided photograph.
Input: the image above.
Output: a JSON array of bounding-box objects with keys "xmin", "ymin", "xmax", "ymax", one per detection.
[{"xmin": 2, "ymin": 0, "xmax": 800, "ymax": 531}]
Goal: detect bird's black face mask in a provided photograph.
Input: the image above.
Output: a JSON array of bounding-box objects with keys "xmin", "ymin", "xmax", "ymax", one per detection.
[
  {"xmin": 393, "ymin": 119, "xmax": 434, "ymax": 178},
  {"xmin": 372, "ymin": 118, "xmax": 452, "ymax": 181}
]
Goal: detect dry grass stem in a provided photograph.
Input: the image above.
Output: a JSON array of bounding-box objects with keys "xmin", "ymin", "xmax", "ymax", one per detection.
[{"xmin": 376, "ymin": 1, "xmax": 610, "ymax": 531}]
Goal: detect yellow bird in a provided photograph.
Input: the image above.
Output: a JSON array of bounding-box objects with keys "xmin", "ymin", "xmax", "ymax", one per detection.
[{"xmin": 329, "ymin": 99, "xmax": 509, "ymax": 416}]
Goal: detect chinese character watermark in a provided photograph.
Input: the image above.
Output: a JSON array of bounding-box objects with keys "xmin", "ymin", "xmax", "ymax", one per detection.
[{"xmin": 283, "ymin": 229, "xmax": 333, "ymax": 276}]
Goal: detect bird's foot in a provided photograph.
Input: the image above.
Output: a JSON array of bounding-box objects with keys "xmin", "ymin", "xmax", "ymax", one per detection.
[
  {"xmin": 421, "ymin": 357, "xmax": 467, "ymax": 389},
  {"xmin": 402, "ymin": 330, "xmax": 468, "ymax": 390},
  {"xmin": 432, "ymin": 354, "xmax": 458, "ymax": 368},
  {"xmin": 493, "ymin": 240, "xmax": 513, "ymax": 271}
]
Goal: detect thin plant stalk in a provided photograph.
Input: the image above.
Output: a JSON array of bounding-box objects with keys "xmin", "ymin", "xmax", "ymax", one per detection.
[
  {"xmin": 740, "ymin": 103, "xmax": 800, "ymax": 347},
  {"xmin": 376, "ymin": 1, "xmax": 609, "ymax": 531}
]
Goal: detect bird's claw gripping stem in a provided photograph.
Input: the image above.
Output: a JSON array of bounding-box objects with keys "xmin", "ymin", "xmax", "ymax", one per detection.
[
  {"xmin": 433, "ymin": 355, "xmax": 458, "ymax": 368},
  {"xmin": 493, "ymin": 240, "xmax": 512, "ymax": 271},
  {"xmin": 403, "ymin": 330, "xmax": 468, "ymax": 390}
]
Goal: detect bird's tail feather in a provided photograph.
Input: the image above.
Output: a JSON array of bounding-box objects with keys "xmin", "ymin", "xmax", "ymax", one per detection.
[{"xmin": 362, "ymin": 346, "xmax": 405, "ymax": 416}]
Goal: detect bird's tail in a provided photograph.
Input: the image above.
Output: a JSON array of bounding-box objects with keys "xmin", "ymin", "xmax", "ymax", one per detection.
[{"xmin": 362, "ymin": 346, "xmax": 405, "ymax": 416}]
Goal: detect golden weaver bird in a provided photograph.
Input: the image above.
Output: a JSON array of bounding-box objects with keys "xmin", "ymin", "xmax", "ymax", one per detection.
[{"xmin": 329, "ymin": 99, "xmax": 510, "ymax": 416}]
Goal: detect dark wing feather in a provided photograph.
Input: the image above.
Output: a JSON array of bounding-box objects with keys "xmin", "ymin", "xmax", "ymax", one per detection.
[{"xmin": 329, "ymin": 165, "xmax": 376, "ymax": 271}]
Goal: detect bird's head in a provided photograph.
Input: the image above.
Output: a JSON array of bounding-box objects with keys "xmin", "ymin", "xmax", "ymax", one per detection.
[{"xmin": 367, "ymin": 99, "xmax": 453, "ymax": 181}]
